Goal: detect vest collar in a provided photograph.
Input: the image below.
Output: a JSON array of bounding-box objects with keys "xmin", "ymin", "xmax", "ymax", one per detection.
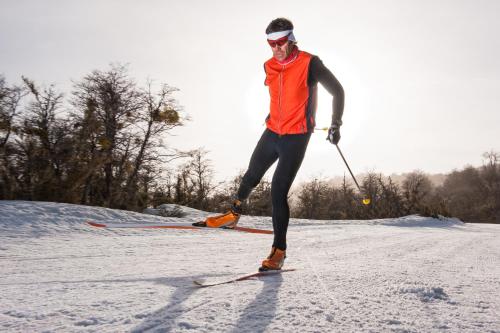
[{"xmin": 276, "ymin": 46, "xmax": 299, "ymax": 66}]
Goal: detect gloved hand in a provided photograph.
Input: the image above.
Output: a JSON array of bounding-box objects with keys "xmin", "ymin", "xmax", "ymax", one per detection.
[{"xmin": 326, "ymin": 126, "xmax": 341, "ymax": 145}]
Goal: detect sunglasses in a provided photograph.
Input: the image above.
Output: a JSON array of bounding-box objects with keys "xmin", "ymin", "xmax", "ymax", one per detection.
[{"xmin": 267, "ymin": 36, "xmax": 289, "ymax": 48}]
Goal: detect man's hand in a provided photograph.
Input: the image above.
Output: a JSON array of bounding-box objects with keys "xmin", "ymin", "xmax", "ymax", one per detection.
[{"xmin": 326, "ymin": 126, "xmax": 341, "ymax": 145}]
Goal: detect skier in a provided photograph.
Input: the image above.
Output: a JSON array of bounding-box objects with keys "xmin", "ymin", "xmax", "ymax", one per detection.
[{"xmin": 195, "ymin": 18, "xmax": 345, "ymax": 271}]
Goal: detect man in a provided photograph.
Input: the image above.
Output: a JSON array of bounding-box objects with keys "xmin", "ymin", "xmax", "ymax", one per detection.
[{"xmin": 195, "ymin": 18, "xmax": 344, "ymax": 271}]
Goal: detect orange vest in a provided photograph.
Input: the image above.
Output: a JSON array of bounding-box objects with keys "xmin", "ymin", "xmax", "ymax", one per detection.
[{"xmin": 264, "ymin": 50, "xmax": 315, "ymax": 135}]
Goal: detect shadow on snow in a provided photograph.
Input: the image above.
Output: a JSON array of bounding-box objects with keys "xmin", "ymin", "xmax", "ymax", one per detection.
[{"xmin": 129, "ymin": 274, "xmax": 284, "ymax": 333}]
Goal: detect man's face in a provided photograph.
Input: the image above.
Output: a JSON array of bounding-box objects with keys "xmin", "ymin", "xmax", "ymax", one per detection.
[{"xmin": 268, "ymin": 36, "xmax": 291, "ymax": 62}]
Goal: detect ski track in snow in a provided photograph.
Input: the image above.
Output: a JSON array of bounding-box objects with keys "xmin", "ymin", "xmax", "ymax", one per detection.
[{"xmin": 1, "ymin": 200, "xmax": 500, "ymax": 333}]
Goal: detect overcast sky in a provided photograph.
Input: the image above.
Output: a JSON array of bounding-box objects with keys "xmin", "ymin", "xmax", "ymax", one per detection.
[{"xmin": 1, "ymin": 0, "xmax": 499, "ymax": 182}]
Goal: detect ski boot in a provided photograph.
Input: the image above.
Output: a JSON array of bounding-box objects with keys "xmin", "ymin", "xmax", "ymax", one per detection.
[
  {"xmin": 259, "ymin": 247, "xmax": 286, "ymax": 271},
  {"xmin": 193, "ymin": 200, "xmax": 242, "ymax": 229}
]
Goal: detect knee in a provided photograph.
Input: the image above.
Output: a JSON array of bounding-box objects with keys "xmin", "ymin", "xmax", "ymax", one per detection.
[{"xmin": 271, "ymin": 178, "xmax": 291, "ymax": 202}]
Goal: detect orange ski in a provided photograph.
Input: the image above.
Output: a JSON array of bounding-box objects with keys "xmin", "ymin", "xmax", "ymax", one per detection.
[{"xmin": 87, "ymin": 221, "xmax": 272, "ymax": 235}]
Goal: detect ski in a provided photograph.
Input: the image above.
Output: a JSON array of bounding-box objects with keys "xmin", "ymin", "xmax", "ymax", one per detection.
[
  {"xmin": 86, "ymin": 221, "xmax": 273, "ymax": 234},
  {"xmin": 210, "ymin": 224, "xmax": 273, "ymax": 234},
  {"xmin": 193, "ymin": 268, "xmax": 296, "ymax": 288}
]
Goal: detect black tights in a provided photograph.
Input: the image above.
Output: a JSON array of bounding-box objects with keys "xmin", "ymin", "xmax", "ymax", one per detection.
[{"xmin": 237, "ymin": 129, "xmax": 311, "ymax": 250}]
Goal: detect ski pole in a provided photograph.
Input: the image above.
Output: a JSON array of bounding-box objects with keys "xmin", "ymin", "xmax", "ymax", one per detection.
[
  {"xmin": 335, "ymin": 145, "xmax": 371, "ymax": 205},
  {"xmin": 316, "ymin": 127, "xmax": 371, "ymax": 205}
]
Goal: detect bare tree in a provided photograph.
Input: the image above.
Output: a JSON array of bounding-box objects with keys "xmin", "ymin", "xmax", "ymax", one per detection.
[
  {"xmin": 246, "ymin": 178, "xmax": 273, "ymax": 216},
  {"xmin": 402, "ymin": 170, "xmax": 433, "ymax": 215},
  {"xmin": 123, "ymin": 82, "xmax": 184, "ymax": 207},
  {"xmin": 334, "ymin": 175, "xmax": 357, "ymax": 219},
  {"xmin": 0, "ymin": 76, "xmax": 25, "ymax": 148},
  {"xmin": 360, "ymin": 172, "xmax": 382, "ymax": 219},
  {"xmin": 14, "ymin": 77, "xmax": 70, "ymax": 200},
  {"xmin": 294, "ymin": 178, "xmax": 331, "ymax": 219},
  {"xmin": 0, "ymin": 76, "xmax": 26, "ymax": 198},
  {"xmin": 71, "ymin": 64, "xmax": 143, "ymax": 207},
  {"xmin": 438, "ymin": 166, "xmax": 485, "ymax": 222},
  {"xmin": 481, "ymin": 151, "xmax": 500, "ymax": 223},
  {"xmin": 174, "ymin": 148, "xmax": 215, "ymax": 209},
  {"xmin": 377, "ymin": 175, "xmax": 404, "ymax": 218},
  {"xmin": 0, "ymin": 67, "xmax": 186, "ymax": 210}
]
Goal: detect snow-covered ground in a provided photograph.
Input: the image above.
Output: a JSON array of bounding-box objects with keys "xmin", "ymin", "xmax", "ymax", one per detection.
[{"xmin": 1, "ymin": 201, "xmax": 499, "ymax": 333}]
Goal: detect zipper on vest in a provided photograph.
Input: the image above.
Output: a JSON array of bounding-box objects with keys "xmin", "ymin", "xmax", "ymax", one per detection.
[{"xmin": 278, "ymin": 65, "xmax": 284, "ymax": 134}]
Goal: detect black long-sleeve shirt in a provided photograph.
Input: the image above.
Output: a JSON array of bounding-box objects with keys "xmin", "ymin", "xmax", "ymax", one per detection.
[{"xmin": 308, "ymin": 56, "xmax": 345, "ymax": 128}]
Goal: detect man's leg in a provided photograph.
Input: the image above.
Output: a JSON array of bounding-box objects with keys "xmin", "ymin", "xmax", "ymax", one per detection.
[
  {"xmin": 202, "ymin": 129, "xmax": 279, "ymax": 228},
  {"xmin": 237, "ymin": 129, "xmax": 279, "ymax": 201},
  {"xmin": 271, "ymin": 133, "xmax": 311, "ymax": 250}
]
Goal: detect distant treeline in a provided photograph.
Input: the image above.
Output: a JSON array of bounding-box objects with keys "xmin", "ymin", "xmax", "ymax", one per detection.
[
  {"xmin": 289, "ymin": 163, "xmax": 500, "ymax": 224},
  {"xmin": 157, "ymin": 152, "xmax": 499, "ymax": 224},
  {"xmin": 1, "ymin": 66, "xmax": 499, "ymax": 223}
]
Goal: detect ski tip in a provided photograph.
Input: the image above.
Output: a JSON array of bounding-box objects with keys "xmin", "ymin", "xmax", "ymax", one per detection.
[
  {"xmin": 258, "ymin": 267, "xmax": 297, "ymax": 273},
  {"xmin": 87, "ymin": 221, "xmax": 106, "ymax": 228},
  {"xmin": 193, "ymin": 280, "xmax": 213, "ymax": 288}
]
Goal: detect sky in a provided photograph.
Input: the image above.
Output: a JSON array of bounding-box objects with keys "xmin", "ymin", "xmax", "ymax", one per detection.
[{"xmin": 1, "ymin": 0, "xmax": 499, "ymax": 182}]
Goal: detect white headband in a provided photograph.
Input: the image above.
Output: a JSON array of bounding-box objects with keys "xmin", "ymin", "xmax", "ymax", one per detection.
[{"xmin": 267, "ymin": 29, "xmax": 296, "ymax": 42}]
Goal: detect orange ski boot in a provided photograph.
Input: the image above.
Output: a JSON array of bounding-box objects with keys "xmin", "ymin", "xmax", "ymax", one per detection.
[
  {"xmin": 193, "ymin": 200, "xmax": 242, "ymax": 229},
  {"xmin": 259, "ymin": 247, "xmax": 286, "ymax": 271}
]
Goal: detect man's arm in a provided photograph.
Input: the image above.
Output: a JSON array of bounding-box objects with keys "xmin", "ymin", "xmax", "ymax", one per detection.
[{"xmin": 309, "ymin": 56, "xmax": 345, "ymax": 128}]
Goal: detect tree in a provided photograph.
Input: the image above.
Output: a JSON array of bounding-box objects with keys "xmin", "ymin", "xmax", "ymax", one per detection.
[
  {"xmin": 0, "ymin": 76, "xmax": 25, "ymax": 148},
  {"xmin": 8, "ymin": 77, "xmax": 71, "ymax": 201},
  {"xmin": 480, "ymin": 151, "xmax": 500, "ymax": 223},
  {"xmin": 71, "ymin": 64, "xmax": 143, "ymax": 207},
  {"xmin": 294, "ymin": 178, "xmax": 332, "ymax": 219},
  {"xmin": 334, "ymin": 175, "xmax": 357, "ymax": 219},
  {"xmin": 0, "ymin": 75, "xmax": 25, "ymax": 198},
  {"xmin": 0, "ymin": 66, "xmax": 185, "ymax": 210},
  {"xmin": 208, "ymin": 173, "xmax": 243, "ymax": 213},
  {"xmin": 360, "ymin": 172, "xmax": 383, "ymax": 219},
  {"xmin": 377, "ymin": 175, "xmax": 404, "ymax": 218},
  {"xmin": 70, "ymin": 65, "xmax": 184, "ymax": 209},
  {"xmin": 123, "ymin": 81, "xmax": 184, "ymax": 208},
  {"xmin": 246, "ymin": 178, "xmax": 273, "ymax": 216},
  {"xmin": 438, "ymin": 166, "xmax": 485, "ymax": 222},
  {"xmin": 174, "ymin": 148, "xmax": 215, "ymax": 210},
  {"xmin": 402, "ymin": 170, "xmax": 433, "ymax": 215}
]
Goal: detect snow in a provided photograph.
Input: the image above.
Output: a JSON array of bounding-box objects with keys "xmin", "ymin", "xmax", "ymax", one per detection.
[{"xmin": 1, "ymin": 200, "xmax": 500, "ymax": 333}]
